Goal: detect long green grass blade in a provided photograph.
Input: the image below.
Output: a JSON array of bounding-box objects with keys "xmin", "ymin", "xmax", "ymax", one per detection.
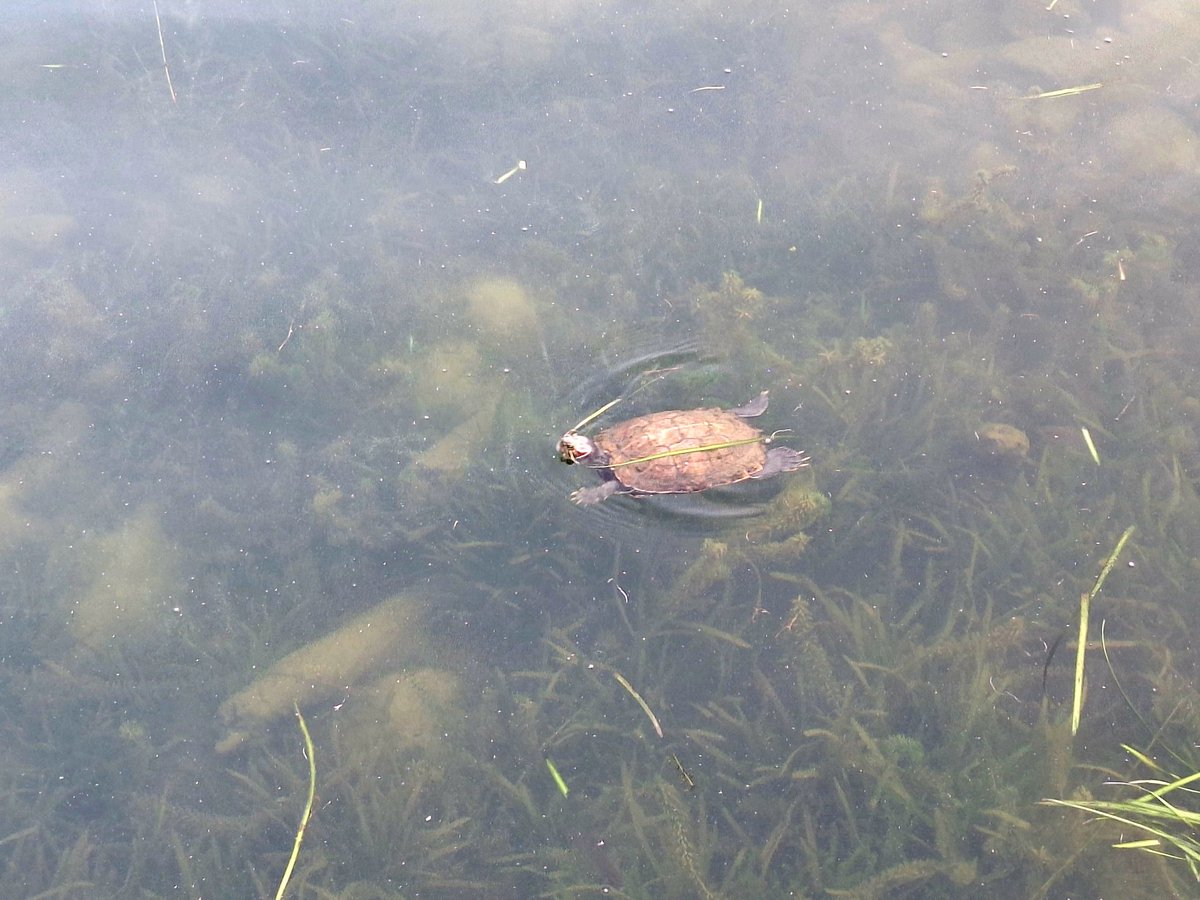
[{"xmin": 1071, "ymin": 526, "xmax": 1135, "ymax": 735}]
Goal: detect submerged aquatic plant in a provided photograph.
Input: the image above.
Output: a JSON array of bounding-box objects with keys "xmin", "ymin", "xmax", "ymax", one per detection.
[{"xmin": 1042, "ymin": 747, "xmax": 1200, "ymax": 882}]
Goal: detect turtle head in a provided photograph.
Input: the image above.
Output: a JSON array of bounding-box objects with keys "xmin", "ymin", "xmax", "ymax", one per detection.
[{"xmin": 557, "ymin": 431, "xmax": 595, "ymax": 464}]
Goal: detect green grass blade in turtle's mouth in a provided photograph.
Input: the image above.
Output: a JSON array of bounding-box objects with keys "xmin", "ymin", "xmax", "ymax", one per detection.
[
  {"xmin": 604, "ymin": 435, "xmax": 767, "ymax": 468},
  {"xmin": 567, "ymin": 396, "xmax": 624, "ymax": 434}
]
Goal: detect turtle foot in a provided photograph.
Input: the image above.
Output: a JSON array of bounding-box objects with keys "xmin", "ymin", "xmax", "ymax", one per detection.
[
  {"xmin": 729, "ymin": 390, "xmax": 770, "ymax": 418},
  {"xmin": 754, "ymin": 447, "xmax": 810, "ymax": 478},
  {"xmin": 571, "ymin": 481, "xmax": 621, "ymax": 505}
]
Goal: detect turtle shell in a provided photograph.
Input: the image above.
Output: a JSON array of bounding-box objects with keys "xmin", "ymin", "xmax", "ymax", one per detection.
[{"xmin": 594, "ymin": 407, "xmax": 768, "ymax": 494}]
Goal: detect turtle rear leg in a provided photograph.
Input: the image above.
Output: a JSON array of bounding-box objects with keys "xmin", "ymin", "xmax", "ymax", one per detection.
[
  {"xmin": 752, "ymin": 447, "xmax": 810, "ymax": 479},
  {"xmin": 571, "ymin": 480, "xmax": 623, "ymax": 505},
  {"xmin": 729, "ymin": 390, "xmax": 770, "ymax": 418}
]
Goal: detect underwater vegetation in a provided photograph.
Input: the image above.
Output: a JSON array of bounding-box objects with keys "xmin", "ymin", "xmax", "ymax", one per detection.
[
  {"xmin": 2, "ymin": 1, "xmax": 1200, "ymax": 898},
  {"xmin": 1042, "ymin": 742, "xmax": 1200, "ymax": 884}
]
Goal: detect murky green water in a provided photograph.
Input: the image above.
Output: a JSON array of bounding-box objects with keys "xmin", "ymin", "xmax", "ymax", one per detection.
[{"xmin": 1, "ymin": 1, "xmax": 1199, "ymax": 897}]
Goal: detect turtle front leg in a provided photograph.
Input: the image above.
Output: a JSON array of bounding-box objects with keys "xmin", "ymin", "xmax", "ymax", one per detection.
[{"xmin": 571, "ymin": 481, "xmax": 622, "ymax": 505}]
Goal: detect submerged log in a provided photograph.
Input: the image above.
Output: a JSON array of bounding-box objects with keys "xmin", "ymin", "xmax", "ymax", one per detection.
[{"xmin": 216, "ymin": 592, "xmax": 427, "ymax": 753}]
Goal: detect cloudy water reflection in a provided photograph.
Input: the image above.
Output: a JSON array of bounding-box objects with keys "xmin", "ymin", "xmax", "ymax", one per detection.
[{"xmin": 0, "ymin": 1, "xmax": 1198, "ymax": 896}]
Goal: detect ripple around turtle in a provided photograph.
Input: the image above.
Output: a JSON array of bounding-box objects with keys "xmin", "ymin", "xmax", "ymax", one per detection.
[
  {"xmin": 555, "ymin": 342, "xmax": 789, "ymax": 538},
  {"xmin": 565, "ymin": 475, "xmax": 786, "ymax": 541},
  {"xmin": 563, "ymin": 337, "xmax": 711, "ymax": 417}
]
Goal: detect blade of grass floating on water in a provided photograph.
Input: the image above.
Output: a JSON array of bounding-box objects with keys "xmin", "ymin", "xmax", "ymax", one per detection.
[
  {"xmin": 603, "ymin": 435, "xmax": 767, "ymax": 469},
  {"xmin": 274, "ymin": 703, "xmax": 316, "ymax": 900},
  {"xmin": 493, "ymin": 159, "xmax": 526, "ymax": 184},
  {"xmin": 545, "ymin": 757, "xmax": 570, "ymax": 798},
  {"xmin": 1071, "ymin": 592, "xmax": 1090, "ymax": 736},
  {"xmin": 613, "ymin": 671, "xmax": 664, "ymax": 738},
  {"xmin": 151, "ymin": 0, "xmax": 177, "ymax": 105},
  {"xmin": 1071, "ymin": 526, "xmax": 1136, "ymax": 735},
  {"xmin": 1021, "ymin": 82, "xmax": 1103, "ymax": 100},
  {"xmin": 567, "ymin": 396, "xmax": 624, "ymax": 434},
  {"xmin": 1081, "ymin": 426, "xmax": 1101, "ymax": 465}
]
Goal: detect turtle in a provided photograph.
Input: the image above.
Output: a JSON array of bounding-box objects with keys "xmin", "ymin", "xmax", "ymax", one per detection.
[{"xmin": 557, "ymin": 390, "xmax": 809, "ymax": 505}]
